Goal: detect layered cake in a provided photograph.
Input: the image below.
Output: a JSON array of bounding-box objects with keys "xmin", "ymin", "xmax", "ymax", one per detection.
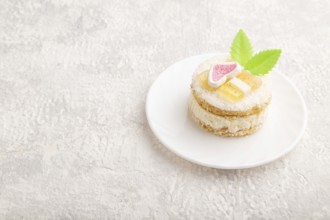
[{"xmin": 189, "ymin": 30, "xmax": 281, "ymax": 137}]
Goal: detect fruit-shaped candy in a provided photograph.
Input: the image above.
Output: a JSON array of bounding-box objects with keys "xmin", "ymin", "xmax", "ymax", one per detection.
[
  {"xmin": 217, "ymin": 77, "xmax": 251, "ymax": 102},
  {"xmin": 208, "ymin": 62, "xmax": 240, "ymax": 88},
  {"xmin": 236, "ymin": 71, "xmax": 261, "ymax": 90}
]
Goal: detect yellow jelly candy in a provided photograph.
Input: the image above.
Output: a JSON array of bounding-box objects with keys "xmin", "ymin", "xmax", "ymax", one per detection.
[
  {"xmin": 236, "ymin": 71, "xmax": 261, "ymax": 90},
  {"xmin": 217, "ymin": 80, "xmax": 245, "ymax": 102},
  {"xmin": 196, "ymin": 71, "xmax": 217, "ymax": 91}
]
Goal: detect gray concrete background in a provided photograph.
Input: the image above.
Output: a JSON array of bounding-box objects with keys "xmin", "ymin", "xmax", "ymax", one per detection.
[{"xmin": 0, "ymin": 0, "xmax": 330, "ymax": 219}]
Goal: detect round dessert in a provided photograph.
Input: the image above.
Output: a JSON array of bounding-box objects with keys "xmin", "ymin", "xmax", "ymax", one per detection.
[
  {"xmin": 189, "ymin": 55, "xmax": 271, "ymax": 137},
  {"xmin": 188, "ymin": 29, "xmax": 281, "ymax": 137}
]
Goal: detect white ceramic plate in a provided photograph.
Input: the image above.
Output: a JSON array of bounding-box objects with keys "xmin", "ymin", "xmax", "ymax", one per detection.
[{"xmin": 146, "ymin": 53, "xmax": 307, "ymax": 169}]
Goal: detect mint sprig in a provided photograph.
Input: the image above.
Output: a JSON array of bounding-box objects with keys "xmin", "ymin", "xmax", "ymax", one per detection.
[
  {"xmin": 245, "ymin": 50, "xmax": 281, "ymax": 75},
  {"xmin": 230, "ymin": 29, "xmax": 281, "ymax": 75},
  {"xmin": 230, "ymin": 29, "xmax": 253, "ymax": 66}
]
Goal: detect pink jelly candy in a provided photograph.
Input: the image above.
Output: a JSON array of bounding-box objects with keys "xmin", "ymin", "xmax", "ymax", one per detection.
[{"xmin": 208, "ymin": 62, "xmax": 240, "ymax": 88}]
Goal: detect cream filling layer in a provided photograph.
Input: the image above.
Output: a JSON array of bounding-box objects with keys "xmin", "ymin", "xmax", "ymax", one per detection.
[{"xmin": 189, "ymin": 95, "xmax": 267, "ymax": 133}]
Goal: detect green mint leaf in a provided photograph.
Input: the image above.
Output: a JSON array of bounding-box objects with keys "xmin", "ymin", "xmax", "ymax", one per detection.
[
  {"xmin": 244, "ymin": 49, "xmax": 282, "ymax": 75},
  {"xmin": 230, "ymin": 29, "xmax": 253, "ymax": 66}
]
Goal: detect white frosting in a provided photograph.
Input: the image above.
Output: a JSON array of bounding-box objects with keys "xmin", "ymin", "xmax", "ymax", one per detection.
[
  {"xmin": 192, "ymin": 55, "xmax": 272, "ymax": 112},
  {"xmin": 189, "ymin": 96, "xmax": 266, "ymax": 133}
]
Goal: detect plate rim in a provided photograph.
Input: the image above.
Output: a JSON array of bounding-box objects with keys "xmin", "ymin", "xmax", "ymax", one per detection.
[{"xmin": 146, "ymin": 53, "xmax": 308, "ymax": 169}]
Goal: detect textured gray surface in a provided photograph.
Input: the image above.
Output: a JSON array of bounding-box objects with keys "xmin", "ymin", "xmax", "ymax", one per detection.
[{"xmin": 0, "ymin": 0, "xmax": 330, "ymax": 219}]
